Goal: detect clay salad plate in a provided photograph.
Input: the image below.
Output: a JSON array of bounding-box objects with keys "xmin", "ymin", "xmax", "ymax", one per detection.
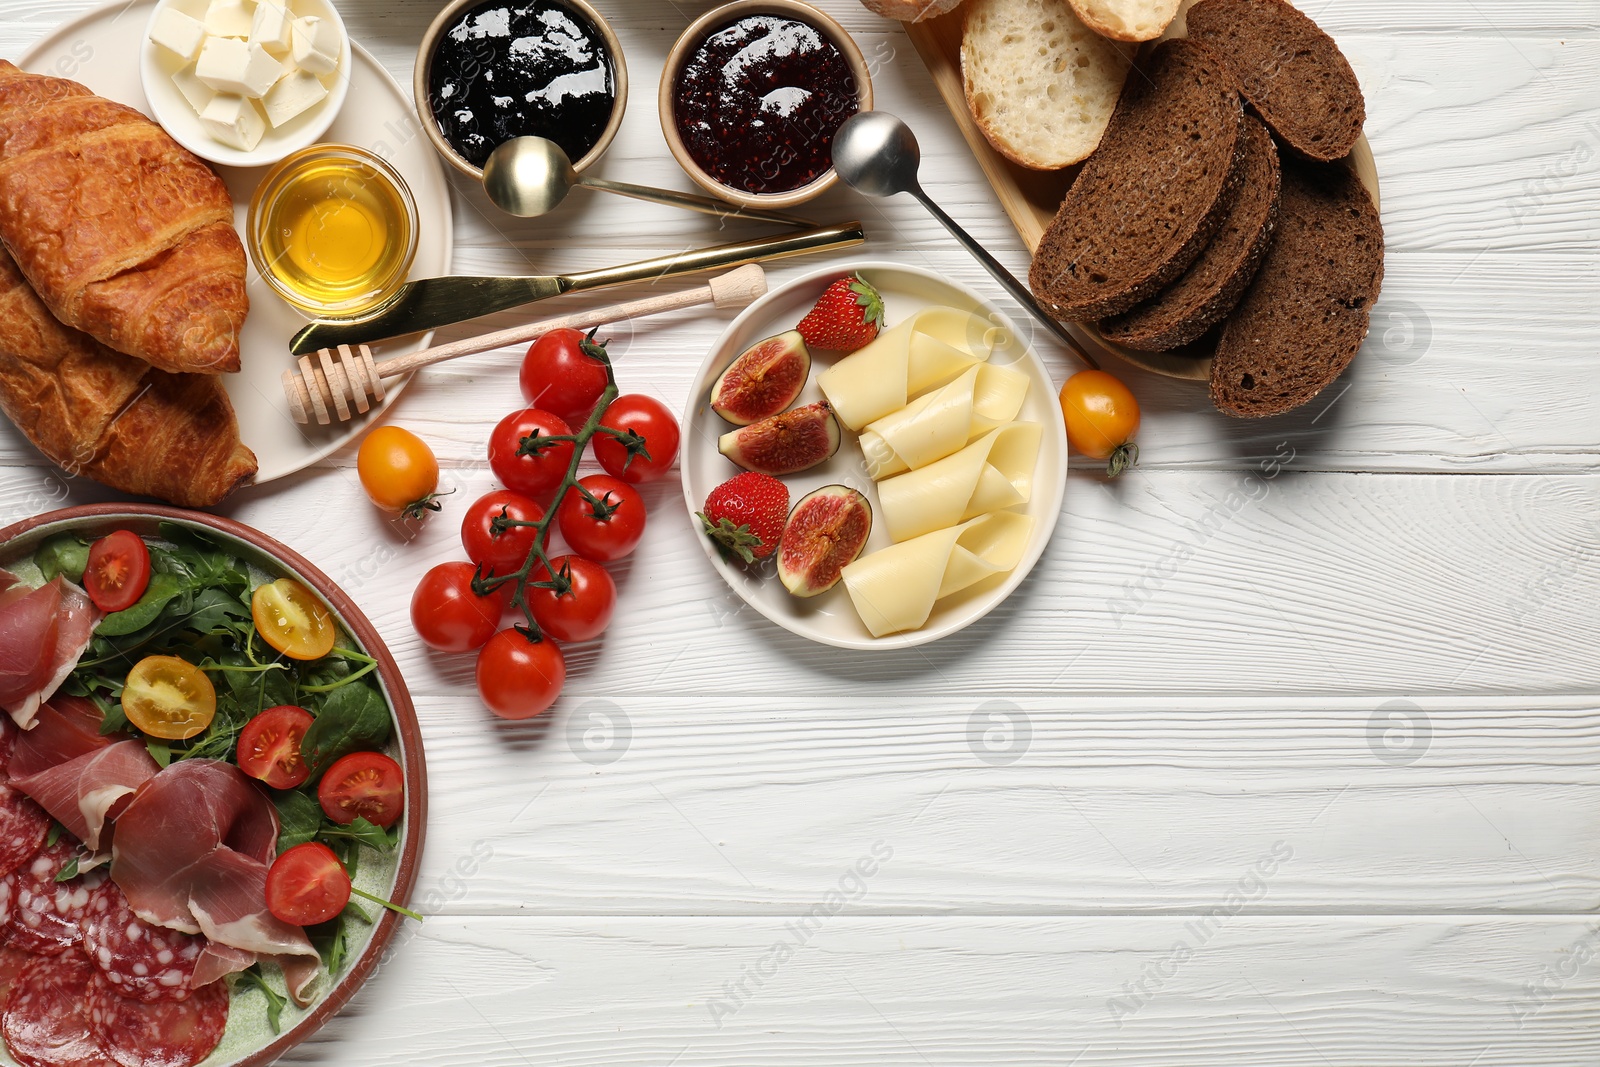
[
  {"xmin": 682, "ymin": 263, "xmax": 1067, "ymax": 651},
  {"xmin": 0, "ymin": 504, "xmax": 425, "ymax": 1067}
]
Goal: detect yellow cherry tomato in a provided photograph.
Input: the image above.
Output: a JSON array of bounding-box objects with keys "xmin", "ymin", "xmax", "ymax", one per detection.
[
  {"xmin": 122, "ymin": 655, "xmax": 216, "ymax": 740},
  {"xmin": 1059, "ymin": 370, "xmax": 1141, "ymax": 477},
  {"xmin": 252, "ymin": 578, "xmax": 337, "ymax": 661},
  {"xmin": 358, "ymin": 426, "xmax": 442, "ymax": 517}
]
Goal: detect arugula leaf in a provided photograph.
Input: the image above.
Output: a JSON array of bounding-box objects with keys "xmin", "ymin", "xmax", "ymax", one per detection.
[
  {"xmin": 309, "ymin": 916, "xmax": 349, "ymax": 975},
  {"xmin": 300, "ymin": 682, "xmax": 390, "ymax": 781},
  {"xmin": 145, "ymin": 739, "xmax": 171, "ymax": 768},
  {"xmin": 155, "ymin": 524, "xmax": 249, "ymax": 594},
  {"xmin": 273, "ymin": 791, "xmax": 322, "ymax": 852},
  {"xmin": 34, "ymin": 534, "xmax": 88, "ymax": 582},
  {"xmin": 231, "ymin": 967, "xmax": 286, "ymax": 1035},
  {"xmin": 55, "ymin": 855, "xmax": 79, "ymax": 882},
  {"xmin": 95, "ymin": 573, "xmax": 185, "ymax": 637},
  {"xmin": 320, "ymin": 817, "xmax": 398, "ymax": 853},
  {"xmin": 45, "ymin": 822, "xmax": 62, "ymax": 847}
]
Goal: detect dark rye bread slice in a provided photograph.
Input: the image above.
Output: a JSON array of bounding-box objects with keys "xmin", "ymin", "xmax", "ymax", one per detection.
[
  {"xmin": 1099, "ymin": 116, "xmax": 1280, "ymax": 351},
  {"xmin": 1185, "ymin": 0, "xmax": 1366, "ymax": 162},
  {"xmin": 1209, "ymin": 158, "xmax": 1385, "ymax": 418},
  {"xmin": 1028, "ymin": 38, "xmax": 1245, "ymax": 322}
]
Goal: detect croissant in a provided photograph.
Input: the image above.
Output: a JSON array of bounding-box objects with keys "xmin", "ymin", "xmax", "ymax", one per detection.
[
  {"xmin": 0, "ymin": 247, "xmax": 256, "ymax": 508},
  {"xmin": 0, "ymin": 61, "xmax": 247, "ymax": 376}
]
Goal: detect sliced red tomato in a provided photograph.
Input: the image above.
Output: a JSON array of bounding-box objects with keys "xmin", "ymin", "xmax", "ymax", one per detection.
[
  {"xmin": 84, "ymin": 530, "xmax": 151, "ymax": 613},
  {"xmin": 317, "ymin": 750, "xmax": 405, "ymax": 829},
  {"xmin": 265, "ymin": 842, "xmax": 351, "ymax": 927},
  {"xmin": 236, "ymin": 705, "xmax": 315, "ymax": 789}
]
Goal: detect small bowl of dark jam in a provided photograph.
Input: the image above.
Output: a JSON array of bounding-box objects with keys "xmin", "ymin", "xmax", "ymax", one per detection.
[
  {"xmin": 661, "ymin": 0, "xmax": 873, "ymax": 209},
  {"xmin": 416, "ymin": 0, "xmax": 627, "ymax": 181}
]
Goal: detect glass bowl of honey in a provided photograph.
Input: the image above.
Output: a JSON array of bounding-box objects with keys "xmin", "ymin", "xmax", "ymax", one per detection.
[{"xmin": 247, "ymin": 144, "xmax": 420, "ymax": 319}]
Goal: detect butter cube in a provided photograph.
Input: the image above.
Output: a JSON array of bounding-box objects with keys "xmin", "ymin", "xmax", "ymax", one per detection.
[
  {"xmin": 149, "ymin": 7, "xmax": 207, "ymax": 62},
  {"xmin": 203, "ymin": 0, "xmax": 255, "ymax": 38},
  {"xmin": 171, "ymin": 65, "xmax": 216, "ymax": 114},
  {"xmin": 199, "ymin": 94, "xmax": 266, "ymax": 151},
  {"xmin": 290, "ymin": 16, "xmax": 340, "ymax": 76},
  {"xmin": 250, "ymin": 0, "xmax": 294, "ymax": 55},
  {"xmin": 262, "ymin": 68, "xmax": 327, "ymax": 127},
  {"xmin": 195, "ymin": 37, "xmax": 283, "ymax": 98}
]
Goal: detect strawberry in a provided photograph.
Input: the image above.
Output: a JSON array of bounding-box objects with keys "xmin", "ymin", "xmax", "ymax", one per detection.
[
  {"xmin": 796, "ymin": 274, "xmax": 885, "ymax": 353},
  {"xmin": 697, "ymin": 473, "xmax": 789, "ymax": 563}
]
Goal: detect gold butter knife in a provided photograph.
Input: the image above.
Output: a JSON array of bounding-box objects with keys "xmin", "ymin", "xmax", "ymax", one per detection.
[{"xmin": 288, "ymin": 221, "xmax": 867, "ymax": 354}]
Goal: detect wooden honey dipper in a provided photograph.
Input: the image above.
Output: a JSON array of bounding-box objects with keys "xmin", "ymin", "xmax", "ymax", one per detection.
[{"xmin": 283, "ymin": 264, "xmax": 768, "ymax": 425}]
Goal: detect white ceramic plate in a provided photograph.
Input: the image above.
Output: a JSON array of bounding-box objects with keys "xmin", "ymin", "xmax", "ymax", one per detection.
[
  {"xmin": 19, "ymin": 0, "xmax": 453, "ymax": 485},
  {"xmin": 140, "ymin": 0, "xmax": 353, "ymax": 168},
  {"xmin": 681, "ymin": 263, "xmax": 1068, "ymax": 650}
]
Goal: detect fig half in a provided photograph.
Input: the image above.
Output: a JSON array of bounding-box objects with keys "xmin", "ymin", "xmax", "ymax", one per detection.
[
  {"xmin": 718, "ymin": 401, "xmax": 840, "ymax": 476},
  {"xmin": 778, "ymin": 485, "xmax": 873, "ymax": 597},
  {"xmin": 711, "ymin": 331, "xmax": 811, "ymax": 425}
]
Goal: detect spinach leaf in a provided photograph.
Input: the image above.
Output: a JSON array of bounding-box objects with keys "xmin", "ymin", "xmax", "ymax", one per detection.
[
  {"xmin": 274, "ymin": 791, "xmax": 322, "ymax": 852},
  {"xmin": 95, "ymin": 573, "xmax": 185, "ymax": 637},
  {"xmin": 182, "ymin": 587, "xmax": 251, "ymax": 636},
  {"xmin": 300, "ymin": 683, "xmax": 390, "ymax": 780},
  {"xmin": 34, "ymin": 534, "xmax": 88, "ymax": 582}
]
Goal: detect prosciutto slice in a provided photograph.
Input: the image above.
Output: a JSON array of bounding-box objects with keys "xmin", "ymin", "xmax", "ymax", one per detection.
[
  {"xmin": 12, "ymin": 740, "xmax": 159, "ymax": 851},
  {"xmin": 0, "ymin": 575, "xmax": 100, "ymax": 729},
  {"xmin": 110, "ymin": 760, "xmax": 320, "ymax": 1002},
  {"xmin": 8, "ymin": 696, "xmax": 112, "ymax": 780}
]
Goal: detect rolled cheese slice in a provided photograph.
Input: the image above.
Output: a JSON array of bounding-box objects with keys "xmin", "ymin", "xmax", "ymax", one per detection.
[
  {"xmin": 858, "ymin": 362, "xmax": 1031, "ymax": 479},
  {"xmin": 818, "ymin": 307, "xmax": 1010, "ymax": 430},
  {"xmin": 843, "ymin": 511, "xmax": 1034, "ymax": 638},
  {"xmin": 877, "ymin": 422, "xmax": 1042, "ymax": 543}
]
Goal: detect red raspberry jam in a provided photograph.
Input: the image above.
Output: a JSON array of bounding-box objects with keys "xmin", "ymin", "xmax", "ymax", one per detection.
[{"xmin": 673, "ymin": 14, "xmax": 860, "ymax": 196}]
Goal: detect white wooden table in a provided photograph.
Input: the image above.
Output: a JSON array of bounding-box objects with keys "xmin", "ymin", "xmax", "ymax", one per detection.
[{"xmin": 4, "ymin": 0, "xmax": 1600, "ymax": 1063}]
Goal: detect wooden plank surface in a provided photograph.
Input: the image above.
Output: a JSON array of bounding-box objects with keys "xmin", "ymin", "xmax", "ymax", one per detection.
[{"xmin": 0, "ymin": 0, "xmax": 1596, "ymax": 1064}]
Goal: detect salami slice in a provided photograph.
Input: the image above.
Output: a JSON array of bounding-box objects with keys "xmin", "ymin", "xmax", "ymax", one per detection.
[
  {"xmin": 0, "ymin": 786, "xmax": 49, "ymax": 878},
  {"xmin": 86, "ymin": 970, "xmax": 228, "ymax": 1067},
  {"xmin": 0, "ymin": 944, "xmax": 30, "ymax": 1002},
  {"xmin": 1, "ymin": 955, "xmax": 115, "ymax": 1067},
  {"xmin": 3, "ymin": 839, "xmax": 105, "ymax": 955},
  {"xmin": 80, "ymin": 882, "xmax": 204, "ymax": 1002}
]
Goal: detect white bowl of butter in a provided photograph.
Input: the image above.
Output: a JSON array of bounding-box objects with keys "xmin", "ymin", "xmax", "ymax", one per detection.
[{"xmin": 140, "ymin": 0, "xmax": 351, "ymax": 167}]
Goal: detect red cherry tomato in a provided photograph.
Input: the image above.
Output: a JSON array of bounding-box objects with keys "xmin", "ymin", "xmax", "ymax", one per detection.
[
  {"xmin": 317, "ymin": 750, "xmax": 406, "ymax": 829},
  {"xmin": 410, "ymin": 562, "xmax": 503, "ymax": 653},
  {"xmin": 488, "ymin": 407, "xmax": 576, "ymax": 499},
  {"xmin": 556, "ymin": 475, "xmax": 646, "ymax": 563},
  {"xmin": 519, "ymin": 328, "xmax": 610, "ymax": 427},
  {"xmin": 84, "ymin": 530, "xmax": 151, "ymax": 613},
  {"xmin": 236, "ymin": 705, "xmax": 314, "ymax": 790},
  {"xmin": 462, "ymin": 490, "xmax": 545, "ymax": 577},
  {"xmin": 266, "ymin": 842, "xmax": 351, "ymax": 927},
  {"xmin": 476, "ymin": 629, "xmax": 565, "ymax": 719},
  {"xmin": 526, "ymin": 555, "xmax": 616, "ymax": 643},
  {"xmin": 593, "ymin": 395, "xmax": 681, "ymax": 484}
]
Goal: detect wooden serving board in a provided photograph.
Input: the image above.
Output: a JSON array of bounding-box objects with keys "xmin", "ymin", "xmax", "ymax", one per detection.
[{"xmin": 903, "ymin": 4, "xmax": 1381, "ymax": 383}]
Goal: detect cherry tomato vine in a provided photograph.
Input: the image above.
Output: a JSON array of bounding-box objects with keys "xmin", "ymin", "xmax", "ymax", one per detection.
[{"xmin": 469, "ymin": 334, "xmax": 650, "ymax": 639}]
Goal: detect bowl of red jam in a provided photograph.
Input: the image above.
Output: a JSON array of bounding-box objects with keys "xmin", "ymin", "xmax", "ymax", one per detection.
[
  {"xmin": 661, "ymin": 0, "xmax": 873, "ymax": 209},
  {"xmin": 415, "ymin": 0, "xmax": 627, "ymax": 181}
]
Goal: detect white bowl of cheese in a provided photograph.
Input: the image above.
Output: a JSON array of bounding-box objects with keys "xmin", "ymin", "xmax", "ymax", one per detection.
[{"xmin": 140, "ymin": 0, "xmax": 351, "ymax": 167}]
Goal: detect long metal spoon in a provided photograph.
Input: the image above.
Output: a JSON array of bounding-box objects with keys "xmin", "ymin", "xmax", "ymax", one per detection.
[
  {"xmin": 483, "ymin": 136, "xmax": 812, "ymax": 228},
  {"xmin": 830, "ymin": 112, "xmax": 1099, "ymax": 370}
]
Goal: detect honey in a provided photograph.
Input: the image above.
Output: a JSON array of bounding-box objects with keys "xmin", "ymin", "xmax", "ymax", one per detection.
[{"xmin": 248, "ymin": 146, "xmax": 418, "ymax": 318}]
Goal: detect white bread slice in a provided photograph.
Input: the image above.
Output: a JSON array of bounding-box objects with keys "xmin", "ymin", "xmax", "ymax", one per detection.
[
  {"xmin": 961, "ymin": 0, "xmax": 1133, "ymax": 170},
  {"xmin": 1067, "ymin": 0, "xmax": 1182, "ymax": 40}
]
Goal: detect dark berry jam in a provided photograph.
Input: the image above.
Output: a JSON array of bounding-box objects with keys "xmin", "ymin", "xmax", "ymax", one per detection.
[
  {"xmin": 427, "ymin": 0, "xmax": 617, "ymax": 170},
  {"xmin": 673, "ymin": 14, "xmax": 859, "ymax": 195}
]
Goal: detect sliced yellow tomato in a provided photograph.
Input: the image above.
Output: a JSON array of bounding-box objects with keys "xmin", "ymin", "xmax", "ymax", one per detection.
[
  {"xmin": 122, "ymin": 655, "xmax": 217, "ymax": 740},
  {"xmin": 252, "ymin": 578, "xmax": 337, "ymax": 661}
]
